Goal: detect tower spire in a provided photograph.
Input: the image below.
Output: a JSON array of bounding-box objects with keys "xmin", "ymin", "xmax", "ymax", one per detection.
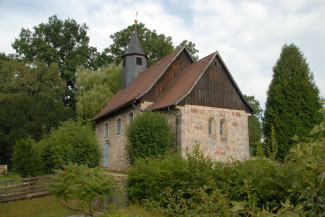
[
  {"xmin": 134, "ymin": 11, "xmax": 138, "ymax": 31},
  {"xmin": 121, "ymin": 15, "xmax": 147, "ymax": 89}
]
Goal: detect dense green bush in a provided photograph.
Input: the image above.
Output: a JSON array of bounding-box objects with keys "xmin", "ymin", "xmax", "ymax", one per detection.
[
  {"xmin": 34, "ymin": 119, "xmax": 101, "ymax": 174},
  {"xmin": 127, "ymin": 137, "xmax": 324, "ymax": 216},
  {"xmin": 11, "ymin": 138, "xmax": 37, "ymax": 177},
  {"xmin": 126, "ymin": 111, "xmax": 173, "ymax": 165},
  {"xmin": 127, "ymin": 146, "xmax": 214, "ymax": 205},
  {"xmin": 50, "ymin": 163, "xmax": 117, "ymax": 217}
]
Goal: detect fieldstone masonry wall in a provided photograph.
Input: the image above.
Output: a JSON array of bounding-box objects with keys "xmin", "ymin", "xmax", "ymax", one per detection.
[
  {"xmin": 180, "ymin": 105, "xmax": 250, "ymax": 161},
  {"xmin": 96, "ymin": 103, "xmax": 250, "ymax": 171},
  {"xmin": 95, "ymin": 104, "xmax": 146, "ymax": 171}
]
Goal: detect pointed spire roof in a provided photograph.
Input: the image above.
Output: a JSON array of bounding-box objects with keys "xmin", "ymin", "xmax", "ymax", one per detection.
[{"xmin": 123, "ymin": 29, "xmax": 146, "ymax": 57}]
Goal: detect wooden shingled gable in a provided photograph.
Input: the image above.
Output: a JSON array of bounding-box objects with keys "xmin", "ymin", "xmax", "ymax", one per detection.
[{"xmin": 150, "ymin": 52, "xmax": 254, "ymax": 113}]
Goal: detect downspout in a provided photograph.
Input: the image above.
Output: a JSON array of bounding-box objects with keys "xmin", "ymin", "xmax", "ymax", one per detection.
[
  {"xmin": 168, "ymin": 105, "xmax": 182, "ymax": 152},
  {"xmin": 132, "ymin": 100, "xmax": 145, "ymax": 113}
]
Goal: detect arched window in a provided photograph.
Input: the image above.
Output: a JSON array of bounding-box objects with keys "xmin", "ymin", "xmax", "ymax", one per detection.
[
  {"xmin": 128, "ymin": 112, "xmax": 134, "ymax": 123},
  {"xmin": 220, "ymin": 119, "xmax": 227, "ymax": 137},
  {"xmin": 104, "ymin": 122, "xmax": 109, "ymax": 138},
  {"xmin": 208, "ymin": 118, "xmax": 216, "ymax": 136},
  {"xmin": 116, "ymin": 118, "xmax": 122, "ymax": 135}
]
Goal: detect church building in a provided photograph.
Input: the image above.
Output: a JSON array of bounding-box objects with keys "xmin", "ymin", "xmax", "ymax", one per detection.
[{"xmin": 92, "ymin": 21, "xmax": 254, "ymax": 171}]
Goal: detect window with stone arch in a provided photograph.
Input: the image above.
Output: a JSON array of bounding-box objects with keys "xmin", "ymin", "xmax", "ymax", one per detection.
[
  {"xmin": 116, "ymin": 118, "xmax": 122, "ymax": 135},
  {"xmin": 220, "ymin": 119, "xmax": 227, "ymax": 137},
  {"xmin": 208, "ymin": 118, "xmax": 216, "ymax": 137},
  {"xmin": 128, "ymin": 112, "xmax": 134, "ymax": 123},
  {"xmin": 104, "ymin": 122, "xmax": 109, "ymax": 138}
]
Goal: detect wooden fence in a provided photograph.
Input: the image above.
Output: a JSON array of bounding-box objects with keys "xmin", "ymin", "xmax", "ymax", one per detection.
[
  {"xmin": 0, "ymin": 174, "xmax": 55, "ymax": 202},
  {"xmin": 0, "ymin": 165, "xmax": 7, "ymax": 176}
]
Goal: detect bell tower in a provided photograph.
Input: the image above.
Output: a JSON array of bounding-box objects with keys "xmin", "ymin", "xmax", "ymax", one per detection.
[{"xmin": 122, "ymin": 17, "xmax": 147, "ymax": 89}]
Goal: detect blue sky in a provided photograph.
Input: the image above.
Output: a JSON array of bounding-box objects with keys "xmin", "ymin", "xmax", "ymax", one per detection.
[{"xmin": 1, "ymin": 0, "xmax": 324, "ymax": 109}]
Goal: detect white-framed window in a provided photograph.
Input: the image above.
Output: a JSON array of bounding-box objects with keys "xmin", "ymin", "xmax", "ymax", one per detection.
[
  {"xmin": 104, "ymin": 122, "xmax": 109, "ymax": 138},
  {"xmin": 116, "ymin": 118, "xmax": 122, "ymax": 135}
]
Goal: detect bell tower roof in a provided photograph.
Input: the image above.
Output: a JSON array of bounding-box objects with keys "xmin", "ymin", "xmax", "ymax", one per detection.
[{"xmin": 123, "ymin": 29, "xmax": 146, "ymax": 57}]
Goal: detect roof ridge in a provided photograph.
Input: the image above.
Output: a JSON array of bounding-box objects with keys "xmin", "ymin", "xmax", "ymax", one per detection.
[{"xmin": 134, "ymin": 47, "xmax": 190, "ymax": 101}]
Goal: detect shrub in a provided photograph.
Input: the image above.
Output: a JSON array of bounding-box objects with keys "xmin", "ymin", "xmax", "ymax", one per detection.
[
  {"xmin": 11, "ymin": 138, "xmax": 37, "ymax": 178},
  {"xmin": 50, "ymin": 163, "xmax": 117, "ymax": 217},
  {"xmin": 35, "ymin": 119, "xmax": 101, "ymax": 174},
  {"xmin": 126, "ymin": 111, "xmax": 173, "ymax": 165},
  {"xmin": 127, "ymin": 145, "xmax": 295, "ymax": 215},
  {"xmin": 127, "ymin": 145, "xmax": 217, "ymax": 208}
]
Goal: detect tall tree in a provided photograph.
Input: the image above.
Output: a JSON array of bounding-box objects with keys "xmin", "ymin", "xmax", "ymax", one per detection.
[
  {"xmin": 244, "ymin": 95, "xmax": 263, "ymax": 146},
  {"xmin": 263, "ymin": 44, "xmax": 322, "ymax": 160},
  {"xmin": 0, "ymin": 60, "xmax": 71, "ymax": 165},
  {"xmin": 107, "ymin": 23, "xmax": 199, "ymax": 66},
  {"xmin": 76, "ymin": 64, "xmax": 122, "ymax": 120},
  {"xmin": 12, "ymin": 15, "xmax": 109, "ymax": 110}
]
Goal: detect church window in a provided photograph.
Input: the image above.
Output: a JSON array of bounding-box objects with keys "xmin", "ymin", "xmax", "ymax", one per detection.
[
  {"xmin": 128, "ymin": 112, "xmax": 134, "ymax": 123},
  {"xmin": 104, "ymin": 122, "xmax": 109, "ymax": 138},
  {"xmin": 116, "ymin": 118, "xmax": 122, "ymax": 135},
  {"xmin": 123, "ymin": 59, "xmax": 126, "ymax": 67},
  {"xmin": 220, "ymin": 119, "xmax": 227, "ymax": 137},
  {"xmin": 208, "ymin": 118, "xmax": 216, "ymax": 136},
  {"xmin": 136, "ymin": 57, "xmax": 142, "ymax": 65}
]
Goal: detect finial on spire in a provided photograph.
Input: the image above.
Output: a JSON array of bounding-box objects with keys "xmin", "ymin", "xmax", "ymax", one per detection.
[{"xmin": 134, "ymin": 11, "xmax": 138, "ymax": 24}]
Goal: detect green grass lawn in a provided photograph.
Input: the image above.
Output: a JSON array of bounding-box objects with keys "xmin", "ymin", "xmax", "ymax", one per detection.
[
  {"xmin": 101, "ymin": 204, "xmax": 162, "ymax": 217},
  {"xmin": 0, "ymin": 171, "xmax": 157, "ymax": 217},
  {"xmin": 0, "ymin": 172, "xmax": 21, "ymax": 181},
  {"xmin": 0, "ymin": 195, "xmax": 78, "ymax": 217}
]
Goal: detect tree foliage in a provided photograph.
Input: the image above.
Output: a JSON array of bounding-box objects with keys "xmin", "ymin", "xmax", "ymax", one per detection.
[
  {"xmin": 244, "ymin": 95, "xmax": 263, "ymax": 147},
  {"xmin": 76, "ymin": 64, "xmax": 122, "ymax": 119},
  {"xmin": 50, "ymin": 163, "xmax": 117, "ymax": 217},
  {"xmin": 0, "ymin": 59, "xmax": 70, "ymax": 165},
  {"xmin": 263, "ymin": 44, "xmax": 322, "ymax": 160},
  {"xmin": 108, "ymin": 23, "xmax": 174, "ymax": 66},
  {"xmin": 12, "ymin": 15, "xmax": 110, "ymax": 109},
  {"xmin": 11, "ymin": 138, "xmax": 37, "ymax": 178},
  {"xmin": 175, "ymin": 40, "xmax": 199, "ymax": 61},
  {"xmin": 107, "ymin": 23, "xmax": 199, "ymax": 66},
  {"xmin": 34, "ymin": 120, "xmax": 101, "ymax": 174},
  {"xmin": 126, "ymin": 111, "xmax": 173, "ymax": 165}
]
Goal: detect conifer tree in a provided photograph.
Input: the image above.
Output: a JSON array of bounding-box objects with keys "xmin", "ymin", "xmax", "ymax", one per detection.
[{"xmin": 264, "ymin": 44, "xmax": 321, "ymax": 160}]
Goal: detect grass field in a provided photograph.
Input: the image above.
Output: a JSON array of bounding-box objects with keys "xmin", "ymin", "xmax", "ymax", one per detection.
[
  {"xmin": 0, "ymin": 195, "xmax": 78, "ymax": 217},
  {"xmin": 0, "ymin": 172, "xmax": 21, "ymax": 181},
  {"xmin": 0, "ymin": 171, "xmax": 158, "ymax": 217},
  {"xmin": 0, "ymin": 195, "xmax": 159, "ymax": 217}
]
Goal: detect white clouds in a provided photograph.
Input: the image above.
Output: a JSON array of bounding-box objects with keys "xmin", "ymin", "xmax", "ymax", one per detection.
[{"xmin": 0, "ymin": 0, "xmax": 324, "ymax": 108}]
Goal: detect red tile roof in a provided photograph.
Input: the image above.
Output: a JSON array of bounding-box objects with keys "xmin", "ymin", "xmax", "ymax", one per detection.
[
  {"xmin": 92, "ymin": 47, "xmax": 185, "ymax": 121},
  {"xmin": 150, "ymin": 52, "xmax": 217, "ymax": 110}
]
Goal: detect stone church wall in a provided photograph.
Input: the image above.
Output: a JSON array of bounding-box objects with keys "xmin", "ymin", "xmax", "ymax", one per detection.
[
  {"xmin": 179, "ymin": 105, "xmax": 250, "ymax": 161},
  {"xmin": 95, "ymin": 105, "xmax": 144, "ymax": 171},
  {"xmin": 96, "ymin": 103, "xmax": 250, "ymax": 171}
]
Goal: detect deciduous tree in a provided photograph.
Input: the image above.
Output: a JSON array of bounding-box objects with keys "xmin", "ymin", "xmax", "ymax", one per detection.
[
  {"xmin": 107, "ymin": 23, "xmax": 199, "ymax": 66},
  {"xmin": 12, "ymin": 15, "xmax": 109, "ymax": 109},
  {"xmin": 175, "ymin": 40, "xmax": 199, "ymax": 61},
  {"xmin": 76, "ymin": 64, "xmax": 122, "ymax": 120},
  {"xmin": 0, "ymin": 60, "xmax": 70, "ymax": 165}
]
